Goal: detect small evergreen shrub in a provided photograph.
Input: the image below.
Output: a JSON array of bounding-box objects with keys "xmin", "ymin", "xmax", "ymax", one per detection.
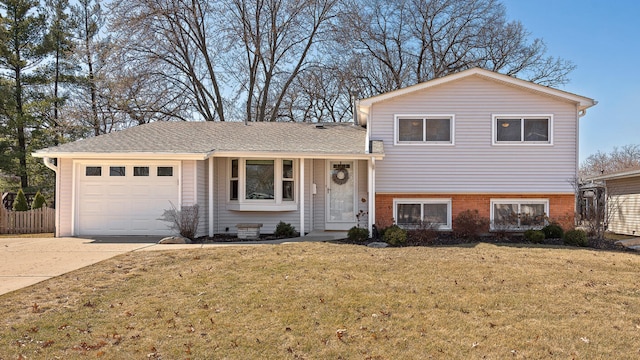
[
  {"xmin": 524, "ymin": 229, "xmax": 545, "ymax": 243},
  {"xmin": 542, "ymin": 223, "xmax": 564, "ymax": 239},
  {"xmin": 12, "ymin": 189, "xmax": 29, "ymax": 211},
  {"xmin": 453, "ymin": 209, "xmax": 490, "ymax": 240},
  {"xmin": 274, "ymin": 221, "xmax": 297, "ymax": 238},
  {"xmin": 31, "ymin": 191, "xmax": 46, "ymax": 210},
  {"xmin": 383, "ymin": 225, "xmax": 407, "ymax": 246},
  {"xmin": 564, "ymin": 229, "xmax": 588, "ymax": 247},
  {"xmin": 347, "ymin": 226, "xmax": 370, "ymax": 243}
]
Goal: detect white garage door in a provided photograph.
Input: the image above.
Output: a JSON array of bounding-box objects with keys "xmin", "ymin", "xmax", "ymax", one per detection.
[{"xmin": 77, "ymin": 162, "xmax": 180, "ymax": 236}]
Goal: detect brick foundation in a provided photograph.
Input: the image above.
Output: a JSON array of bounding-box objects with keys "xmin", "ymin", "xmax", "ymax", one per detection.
[{"xmin": 375, "ymin": 193, "xmax": 575, "ymax": 230}]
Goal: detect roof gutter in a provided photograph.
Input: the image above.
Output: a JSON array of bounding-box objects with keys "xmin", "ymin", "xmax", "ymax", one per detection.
[{"xmin": 42, "ymin": 157, "xmax": 60, "ymax": 237}]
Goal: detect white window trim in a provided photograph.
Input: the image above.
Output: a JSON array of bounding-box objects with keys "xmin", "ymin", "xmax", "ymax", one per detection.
[
  {"xmin": 492, "ymin": 114, "xmax": 553, "ymax": 146},
  {"xmin": 490, "ymin": 198, "xmax": 549, "ymax": 230},
  {"xmin": 394, "ymin": 114, "xmax": 455, "ymax": 146},
  {"xmin": 393, "ymin": 198, "xmax": 452, "ymax": 230},
  {"xmin": 227, "ymin": 158, "xmax": 298, "ymax": 211}
]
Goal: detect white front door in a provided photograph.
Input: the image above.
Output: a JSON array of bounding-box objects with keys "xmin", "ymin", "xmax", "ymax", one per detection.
[{"xmin": 326, "ymin": 161, "xmax": 357, "ymax": 230}]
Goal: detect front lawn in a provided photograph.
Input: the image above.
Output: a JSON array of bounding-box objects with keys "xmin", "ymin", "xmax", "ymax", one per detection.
[{"xmin": 1, "ymin": 242, "xmax": 639, "ymax": 358}]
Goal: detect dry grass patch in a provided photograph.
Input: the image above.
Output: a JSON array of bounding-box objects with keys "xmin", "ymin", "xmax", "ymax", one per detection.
[{"xmin": 1, "ymin": 242, "xmax": 640, "ymax": 359}]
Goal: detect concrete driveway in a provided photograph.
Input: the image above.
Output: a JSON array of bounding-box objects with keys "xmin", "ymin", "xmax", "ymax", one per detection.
[
  {"xmin": 0, "ymin": 237, "xmax": 159, "ymax": 296},
  {"xmin": 0, "ymin": 232, "xmax": 345, "ymax": 296}
]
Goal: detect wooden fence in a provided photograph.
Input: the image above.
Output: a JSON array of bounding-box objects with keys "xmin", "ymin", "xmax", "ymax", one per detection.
[{"xmin": 0, "ymin": 207, "xmax": 55, "ymax": 234}]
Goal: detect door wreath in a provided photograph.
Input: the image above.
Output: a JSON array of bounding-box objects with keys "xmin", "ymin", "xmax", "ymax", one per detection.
[{"xmin": 332, "ymin": 166, "xmax": 349, "ymax": 185}]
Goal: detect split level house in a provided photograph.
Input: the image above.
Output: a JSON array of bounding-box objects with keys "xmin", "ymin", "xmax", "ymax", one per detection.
[{"xmin": 33, "ymin": 68, "xmax": 596, "ymax": 238}]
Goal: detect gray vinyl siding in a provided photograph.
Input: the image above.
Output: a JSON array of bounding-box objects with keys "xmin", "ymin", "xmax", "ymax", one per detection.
[
  {"xmin": 313, "ymin": 159, "xmax": 326, "ymax": 230},
  {"xmin": 181, "ymin": 160, "xmax": 195, "ymax": 206},
  {"xmin": 58, "ymin": 158, "xmax": 73, "ymax": 236},
  {"xmin": 214, "ymin": 157, "xmax": 312, "ymax": 235},
  {"xmin": 607, "ymin": 177, "xmax": 640, "ymax": 236},
  {"xmin": 370, "ymin": 75, "xmax": 579, "ymax": 194},
  {"xmin": 196, "ymin": 160, "xmax": 207, "ymax": 237},
  {"xmin": 357, "ymin": 160, "xmax": 369, "ymax": 228}
]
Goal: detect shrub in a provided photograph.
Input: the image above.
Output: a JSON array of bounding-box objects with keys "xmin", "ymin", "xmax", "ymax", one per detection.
[
  {"xmin": 31, "ymin": 191, "xmax": 46, "ymax": 210},
  {"xmin": 524, "ymin": 229, "xmax": 545, "ymax": 243},
  {"xmin": 159, "ymin": 203, "xmax": 199, "ymax": 240},
  {"xmin": 274, "ymin": 221, "xmax": 297, "ymax": 238},
  {"xmin": 383, "ymin": 225, "xmax": 407, "ymax": 246},
  {"xmin": 564, "ymin": 229, "xmax": 588, "ymax": 247},
  {"xmin": 406, "ymin": 222, "xmax": 439, "ymax": 245},
  {"xmin": 12, "ymin": 189, "xmax": 29, "ymax": 211},
  {"xmin": 542, "ymin": 223, "xmax": 564, "ymax": 239},
  {"xmin": 453, "ymin": 209, "xmax": 489, "ymax": 240},
  {"xmin": 347, "ymin": 226, "xmax": 370, "ymax": 243}
]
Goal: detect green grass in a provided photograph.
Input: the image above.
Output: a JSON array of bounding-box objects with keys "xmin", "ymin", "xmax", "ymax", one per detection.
[{"xmin": 1, "ymin": 242, "xmax": 639, "ymax": 359}]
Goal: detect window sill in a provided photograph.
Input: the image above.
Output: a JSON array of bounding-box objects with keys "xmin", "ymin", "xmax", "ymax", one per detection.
[{"xmin": 227, "ymin": 202, "xmax": 298, "ymax": 212}]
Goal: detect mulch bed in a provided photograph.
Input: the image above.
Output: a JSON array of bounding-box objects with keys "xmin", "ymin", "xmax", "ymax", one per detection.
[
  {"xmin": 334, "ymin": 233, "xmax": 634, "ymax": 252},
  {"xmin": 194, "ymin": 232, "xmax": 633, "ymax": 252}
]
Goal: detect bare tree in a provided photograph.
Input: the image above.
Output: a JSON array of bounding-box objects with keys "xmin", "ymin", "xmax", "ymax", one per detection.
[
  {"xmin": 109, "ymin": 0, "xmax": 226, "ymax": 122},
  {"xmin": 580, "ymin": 144, "xmax": 640, "ymax": 178},
  {"xmin": 338, "ymin": 0, "xmax": 575, "ymax": 95},
  {"xmin": 223, "ymin": 0, "xmax": 339, "ymax": 122}
]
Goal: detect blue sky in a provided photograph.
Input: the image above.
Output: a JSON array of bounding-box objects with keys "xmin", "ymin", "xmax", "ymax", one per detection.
[{"xmin": 502, "ymin": 0, "xmax": 640, "ymax": 163}]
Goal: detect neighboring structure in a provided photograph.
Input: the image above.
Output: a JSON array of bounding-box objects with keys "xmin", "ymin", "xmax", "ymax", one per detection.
[
  {"xmin": 33, "ymin": 68, "xmax": 596, "ymax": 237},
  {"xmin": 586, "ymin": 169, "xmax": 640, "ymax": 236}
]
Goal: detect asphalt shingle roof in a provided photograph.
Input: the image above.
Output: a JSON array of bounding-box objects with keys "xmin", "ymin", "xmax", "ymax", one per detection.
[{"xmin": 35, "ymin": 121, "xmax": 379, "ymax": 157}]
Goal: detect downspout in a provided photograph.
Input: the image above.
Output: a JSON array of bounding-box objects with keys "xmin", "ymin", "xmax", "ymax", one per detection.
[{"xmin": 42, "ymin": 157, "xmax": 60, "ymax": 237}]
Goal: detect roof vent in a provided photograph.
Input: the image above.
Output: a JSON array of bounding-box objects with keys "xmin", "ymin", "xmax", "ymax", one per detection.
[{"xmin": 315, "ymin": 124, "xmax": 325, "ymax": 129}]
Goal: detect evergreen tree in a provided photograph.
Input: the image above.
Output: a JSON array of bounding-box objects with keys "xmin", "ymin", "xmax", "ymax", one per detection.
[
  {"xmin": 12, "ymin": 188, "xmax": 29, "ymax": 211},
  {"xmin": 0, "ymin": 0, "xmax": 50, "ymax": 188},
  {"xmin": 31, "ymin": 190, "xmax": 46, "ymax": 209}
]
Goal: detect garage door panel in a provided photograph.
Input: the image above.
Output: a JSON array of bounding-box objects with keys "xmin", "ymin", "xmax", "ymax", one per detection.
[{"xmin": 77, "ymin": 163, "xmax": 179, "ymax": 236}]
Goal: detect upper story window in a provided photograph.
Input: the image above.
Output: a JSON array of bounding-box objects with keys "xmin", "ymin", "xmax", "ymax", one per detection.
[
  {"xmin": 395, "ymin": 115, "xmax": 454, "ymax": 145},
  {"xmin": 493, "ymin": 115, "xmax": 552, "ymax": 145}
]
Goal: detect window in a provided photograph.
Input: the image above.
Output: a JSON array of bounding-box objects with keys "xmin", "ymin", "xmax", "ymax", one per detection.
[
  {"xmin": 246, "ymin": 160, "xmax": 275, "ymax": 199},
  {"xmin": 230, "ymin": 158, "xmax": 296, "ymax": 205},
  {"xmin": 393, "ymin": 199, "xmax": 452, "ymax": 229},
  {"xmin": 110, "ymin": 166, "xmax": 126, "ymax": 176},
  {"xmin": 396, "ymin": 115, "xmax": 454, "ymax": 144},
  {"xmin": 494, "ymin": 115, "xmax": 552, "ymax": 144},
  {"xmin": 230, "ymin": 159, "xmax": 239, "ymax": 200},
  {"xmin": 282, "ymin": 159, "xmax": 294, "ymax": 201},
  {"xmin": 134, "ymin": 166, "xmax": 149, "ymax": 176},
  {"xmin": 491, "ymin": 199, "xmax": 548, "ymax": 229},
  {"xmin": 86, "ymin": 166, "xmax": 101, "ymax": 176},
  {"xmin": 157, "ymin": 166, "xmax": 173, "ymax": 176}
]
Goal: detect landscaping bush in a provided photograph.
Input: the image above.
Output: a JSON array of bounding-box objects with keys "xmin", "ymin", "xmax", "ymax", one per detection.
[
  {"xmin": 12, "ymin": 189, "xmax": 29, "ymax": 211},
  {"xmin": 31, "ymin": 191, "xmax": 46, "ymax": 210},
  {"xmin": 383, "ymin": 225, "xmax": 407, "ymax": 246},
  {"xmin": 542, "ymin": 223, "xmax": 564, "ymax": 239},
  {"xmin": 274, "ymin": 221, "xmax": 297, "ymax": 238},
  {"xmin": 564, "ymin": 229, "xmax": 588, "ymax": 247},
  {"xmin": 524, "ymin": 229, "xmax": 545, "ymax": 244},
  {"xmin": 159, "ymin": 203, "xmax": 199, "ymax": 240},
  {"xmin": 453, "ymin": 209, "xmax": 489, "ymax": 240},
  {"xmin": 347, "ymin": 226, "xmax": 370, "ymax": 243},
  {"xmin": 406, "ymin": 222, "xmax": 439, "ymax": 245}
]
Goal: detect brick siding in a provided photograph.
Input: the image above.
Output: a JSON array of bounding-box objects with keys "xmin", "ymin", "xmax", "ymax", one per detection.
[{"xmin": 375, "ymin": 193, "xmax": 575, "ymax": 230}]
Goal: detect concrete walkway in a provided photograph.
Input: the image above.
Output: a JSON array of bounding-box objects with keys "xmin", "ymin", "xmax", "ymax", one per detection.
[{"xmin": 0, "ymin": 231, "xmax": 346, "ymax": 296}]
